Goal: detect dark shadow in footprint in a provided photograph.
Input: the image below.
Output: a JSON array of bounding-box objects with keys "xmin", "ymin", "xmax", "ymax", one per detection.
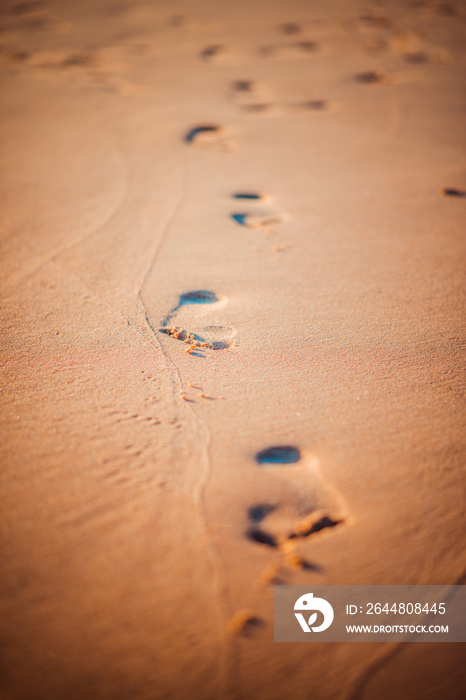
[
  {"xmin": 290, "ymin": 515, "xmax": 343, "ymax": 539},
  {"xmin": 246, "ymin": 528, "xmax": 277, "ymax": 547},
  {"xmin": 403, "ymin": 51, "xmax": 428, "ymax": 63},
  {"xmin": 300, "ymin": 560, "xmax": 323, "ymax": 572},
  {"xmin": 240, "ymin": 103, "xmax": 272, "ymax": 113},
  {"xmin": 231, "ymin": 212, "xmax": 284, "ymax": 228},
  {"xmin": 296, "ymin": 41, "xmax": 318, "ymax": 53},
  {"xmin": 303, "ymin": 100, "xmax": 328, "ymax": 111},
  {"xmin": 279, "ymin": 22, "xmax": 301, "ymax": 35},
  {"xmin": 185, "ymin": 125, "xmax": 222, "ymax": 144},
  {"xmin": 161, "ymin": 290, "xmax": 219, "ymax": 328},
  {"xmin": 248, "ymin": 504, "xmax": 277, "ymax": 522},
  {"xmin": 259, "ymin": 46, "xmax": 276, "ymax": 58},
  {"xmin": 11, "ymin": 1, "xmax": 47, "ymax": 15},
  {"xmin": 159, "ymin": 291, "xmax": 235, "ymax": 352},
  {"xmin": 201, "ymin": 44, "xmax": 225, "ymax": 60},
  {"xmin": 444, "ymin": 187, "xmax": 466, "ymax": 198},
  {"xmin": 179, "ymin": 290, "xmax": 219, "ymax": 305},
  {"xmin": 256, "ymin": 446, "xmax": 301, "ymax": 465},
  {"xmin": 233, "ymin": 192, "xmax": 264, "ymax": 200},
  {"xmin": 232, "ymin": 80, "xmax": 255, "ymax": 92},
  {"xmin": 232, "ymin": 213, "xmax": 249, "ymax": 226},
  {"xmin": 359, "ymin": 14, "xmax": 392, "ymax": 29},
  {"xmin": 355, "ymin": 71, "xmax": 389, "ymax": 84}
]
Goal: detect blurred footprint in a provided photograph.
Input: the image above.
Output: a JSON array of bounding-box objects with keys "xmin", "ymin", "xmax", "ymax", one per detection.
[
  {"xmin": 230, "ymin": 191, "xmax": 287, "ymax": 230},
  {"xmin": 230, "ymin": 79, "xmax": 276, "ymax": 115},
  {"xmin": 258, "ymin": 41, "xmax": 320, "ymax": 59},
  {"xmin": 443, "ymin": 187, "xmax": 466, "ymax": 198},
  {"xmin": 245, "ymin": 446, "xmax": 347, "ymax": 569},
  {"xmin": 159, "ymin": 290, "xmax": 236, "ymax": 354},
  {"xmin": 286, "ymin": 99, "xmax": 339, "ymax": 115},
  {"xmin": 354, "ymin": 70, "xmax": 392, "ymax": 84},
  {"xmin": 185, "ymin": 124, "xmax": 237, "ymax": 152},
  {"xmin": 278, "ymin": 22, "xmax": 302, "ymax": 35}
]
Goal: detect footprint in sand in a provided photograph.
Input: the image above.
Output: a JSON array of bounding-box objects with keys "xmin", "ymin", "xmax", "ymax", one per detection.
[
  {"xmin": 258, "ymin": 41, "xmax": 320, "ymax": 60},
  {"xmin": 386, "ymin": 30, "xmax": 453, "ymax": 65},
  {"xmin": 443, "ymin": 187, "xmax": 466, "ymax": 198},
  {"xmin": 354, "ymin": 70, "xmax": 392, "ymax": 84},
  {"xmin": 159, "ymin": 290, "xmax": 236, "ymax": 355},
  {"xmin": 200, "ymin": 44, "xmax": 230, "ymax": 62},
  {"xmin": 184, "ymin": 124, "xmax": 237, "ymax": 152},
  {"xmin": 245, "ymin": 445, "xmax": 347, "ymax": 570},
  {"xmin": 230, "ymin": 79, "xmax": 276, "ymax": 115},
  {"xmin": 278, "ymin": 22, "xmax": 302, "ymax": 36},
  {"xmin": 230, "ymin": 79, "xmax": 336, "ymax": 117},
  {"xmin": 410, "ymin": 1, "xmax": 460, "ymax": 17},
  {"xmin": 230, "ymin": 191, "xmax": 287, "ymax": 230},
  {"xmin": 357, "ymin": 11, "xmax": 393, "ymax": 31},
  {"xmin": 287, "ymin": 98, "xmax": 339, "ymax": 115}
]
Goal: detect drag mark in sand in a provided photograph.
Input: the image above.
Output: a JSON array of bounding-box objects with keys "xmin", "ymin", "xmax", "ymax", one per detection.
[
  {"xmin": 141, "ymin": 310, "xmax": 232, "ymax": 695},
  {"xmin": 136, "ymin": 171, "xmax": 232, "ymax": 695}
]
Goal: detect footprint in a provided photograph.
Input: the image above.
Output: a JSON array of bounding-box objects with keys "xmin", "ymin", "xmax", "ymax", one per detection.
[
  {"xmin": 411, "ymin": 1, "xmax": 459, "ymax": 17},
  {"xmin": 354, "ymin": 70, "xmax": 391, "ymax": 84},
  {"xmin": 10, "ymin": 1, "xmax": 48, "ymax": 16},
  {"xmin": 159, "ymin": 290, "xmax": 236, "ymax": 354},
  {"xmin": 278, "ymin": 22, "xmax": 302, "ymax": 35},
  {"xmin": 245, "ymin": 446, "xmax": 346, "ymax": 569},
  {"xmin": 443, "ymin": 187, "xmax": 466, "ymax": 198},
  {"xmin": 230, "ymin": 192, "xmax": 287, "ymax": 230},
  {"xmin": 231, "ymin": 212, "xmax": 285, "ymax": 228},
  {"xmin": 240, "ymin": 103, "xmax": 278, "ymax": 115},
  {"xmin": 403, "ymin": 51, "xmax": 429, "ymax": 64},
  {"xmin": 230, "ymin": 79, "xmax": 275, "ymax": 115},
  {"xmin": 258, "ymin": 41, "xmax": 320, "ymax": 59},
  {"xmin": 232, "ymin": 191, "xmax": 270, "ymax": 203},
  {"xmin": 358, "ymin": 12, "xmax": 393, "ymax": 30},
  {"xmin": 256, "ymin": 446, "xmax": 301, "ymax": 464},
  {"xmin": 287, "ymin": 99, "xmax": 339, "ymax": 115},
  {"xmin": 387, "ymin": 31, "xmax": 452, "ymax": 65},
  {"xmin": 228, "ymin": 610, "xmax": 264, "ymax": 637},
  {"xmin": 200, "ymin": 44, "xmax": 228, "ymax": 61},
  {"xmin": 184, "ymin": 124, "xmax": 236, "ymax": 152},
  {"xmin": 301, "ymin": 99, "xmax": 329, "ymax": 111}
]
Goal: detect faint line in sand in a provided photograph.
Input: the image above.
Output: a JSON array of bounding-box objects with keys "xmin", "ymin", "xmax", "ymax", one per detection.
[{"xmin": 136, "ymin": 159, "xmax": 233, "ymax": 698}]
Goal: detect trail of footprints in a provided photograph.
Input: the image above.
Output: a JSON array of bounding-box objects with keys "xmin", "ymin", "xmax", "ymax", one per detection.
[
  {"xmin": 158, "ymin": 190, "xmax": 345, "ymax": 601},
  {"xmin": 163, "ymin": 7, "xmax": 462, "ymax": 622}
]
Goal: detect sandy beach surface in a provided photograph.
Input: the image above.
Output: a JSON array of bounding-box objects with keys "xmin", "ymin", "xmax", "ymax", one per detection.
[{"xmin": 1, "ymin": 0, "xmax": 465, "ymax": 698}]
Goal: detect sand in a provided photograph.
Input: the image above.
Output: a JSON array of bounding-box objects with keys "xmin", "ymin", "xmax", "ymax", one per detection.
[{"xmin": 0, "ymin": 0, "xmax": 465, "ymax": 698}]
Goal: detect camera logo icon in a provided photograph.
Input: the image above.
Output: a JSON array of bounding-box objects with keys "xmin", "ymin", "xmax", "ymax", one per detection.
[{"xmin": 294, "ymin": 593, "xmax": 334, "ymax": 632}]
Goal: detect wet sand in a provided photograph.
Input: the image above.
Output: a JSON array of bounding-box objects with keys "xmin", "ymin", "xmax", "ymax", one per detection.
[{"xmin": 0, "ymin": 0, "xmax": 465, "ymax": 698}]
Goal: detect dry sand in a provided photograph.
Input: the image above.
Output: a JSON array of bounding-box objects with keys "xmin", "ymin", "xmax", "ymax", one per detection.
[{"xmin": 0, "ymin": 0, "xmax": 465, "ymax": 698}]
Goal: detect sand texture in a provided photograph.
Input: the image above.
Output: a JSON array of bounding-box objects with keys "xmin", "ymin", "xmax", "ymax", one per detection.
[{"xmin": 0, "ymin": 0, "xmax": 465, "ymax": 698}]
